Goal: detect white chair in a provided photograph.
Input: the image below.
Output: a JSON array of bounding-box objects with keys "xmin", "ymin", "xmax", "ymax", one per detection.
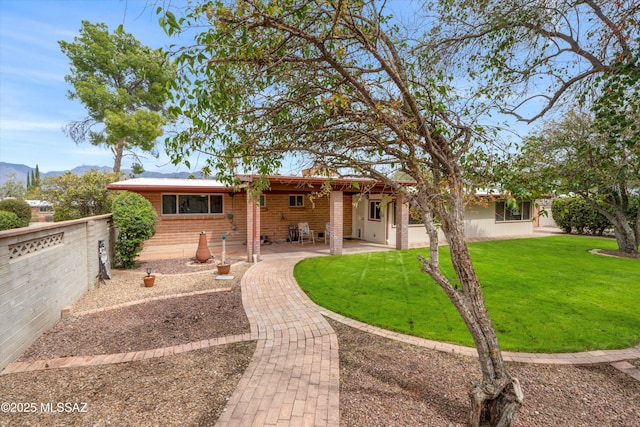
[
  {"xmin": 298, "ymin": 222, "xmax": 315, "ymax": 245},
  {"xmin": 324, "ymin": 222, "xmax": 330, "ymax": 244}
]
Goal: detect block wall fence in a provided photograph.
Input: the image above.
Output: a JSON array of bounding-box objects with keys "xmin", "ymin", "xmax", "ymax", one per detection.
[{"xmin": 0, "ymin": 214, "xmax": 114, "ymax": 371}]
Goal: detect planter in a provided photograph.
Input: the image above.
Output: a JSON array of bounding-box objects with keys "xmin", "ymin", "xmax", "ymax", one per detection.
[
  {"xmin": 217, "ymin": 264, "xmax": 231, "ymax": 275},
  {"xmin": 143, "ymin": 275, "xmax": 155, "ymax": 287},
  {"xmin": 195, "ymin": 232, "xmax": 212, "ymax": 263}
]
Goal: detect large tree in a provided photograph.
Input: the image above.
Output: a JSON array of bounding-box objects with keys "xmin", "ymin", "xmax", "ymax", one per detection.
[
  {"xmin": 430, "ymin": 0, "xmax": 639, "ymax": 123},
  {"xmin": 161, "ymin": 1, "xmax": 522, "ymax": 425},
  {"xmin": 509, "ymin": 110, "xmax": 640, "ymax": 253},
  {"xmin": 431, "ymin": 0, "xmax": 639, "ymax": 253},
  {"xmin": 59, "ymin": 21, "xmax": 175, "ymax": 173}
]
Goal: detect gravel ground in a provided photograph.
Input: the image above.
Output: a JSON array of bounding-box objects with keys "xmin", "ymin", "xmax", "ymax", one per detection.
[
  {"xmin": 1, "ymin": 257, "xmax": 639, "ymax": 426},
  {"xmin": 332, "ymin": 319, "xmax": 640, "ymax": 427}
]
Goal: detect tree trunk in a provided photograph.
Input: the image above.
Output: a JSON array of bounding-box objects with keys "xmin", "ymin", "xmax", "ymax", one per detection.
[
  {"xmin": 419, "ymin": 190, "xmax": 523, "ymax": 427},
  {"xmin": 584, "ymin": 195, "xmax": 638, "ymax": 254},
  {"xmin": 112, "ymin": 144, "xmax": 124, "ymax": 174}
]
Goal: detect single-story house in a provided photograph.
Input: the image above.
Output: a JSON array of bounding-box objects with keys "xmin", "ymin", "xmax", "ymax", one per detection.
[
  {"xmin": 25, "ymin": 200, "xmax": 53, "ymax": 222},
  {"xmin": 107, "ymin": 175, "xmax": 536, "ymax": 261}
]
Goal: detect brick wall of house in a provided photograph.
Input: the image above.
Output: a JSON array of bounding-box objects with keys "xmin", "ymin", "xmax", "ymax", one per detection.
[
  {"xmin": 139, "ymin": 191, "xmax": 354, "ymax": 247},
  {"xmin": 138, "ymin": 191, "xmax": 247, "ymax": 247}
]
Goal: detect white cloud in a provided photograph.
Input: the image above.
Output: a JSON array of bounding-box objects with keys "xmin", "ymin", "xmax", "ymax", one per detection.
[{"xmin": 0, "ymin": 119, "xmax": 64, "ymax": 131}]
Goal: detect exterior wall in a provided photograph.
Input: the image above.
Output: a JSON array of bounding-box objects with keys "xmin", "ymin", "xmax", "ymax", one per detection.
[
  {"xmin": 137, "ymin": 190, "xmax": 353, "ymax": 248},
  {"xmin": 137, "ymin": 191, "xmax": 247, "ymax": 248},
  {"xmin": 386, "ymin": 200, "xmax": 534, "ymax": 247},
  {"xmin": 0, "ymin": 214, "xmax": 114, "ymax": 371},
  {"xmin": 464, "ymin": 201, "xmax": 534, "ymax": 238},
  {"xmin": 535, "ymin": 198, "xmax": 556, "ymax": 228},
  {"xmin": 259, "ymin": 193, "xmax": 352, "ymax": 242}
]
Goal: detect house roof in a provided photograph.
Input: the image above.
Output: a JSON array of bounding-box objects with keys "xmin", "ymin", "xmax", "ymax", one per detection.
[
  {"xmin": 107, "ymin": 178, "xmax": 234, "ymax": 192},
  {"xmin": 107, "ymin": 175, "xmax": 415, "ymax": 194}
]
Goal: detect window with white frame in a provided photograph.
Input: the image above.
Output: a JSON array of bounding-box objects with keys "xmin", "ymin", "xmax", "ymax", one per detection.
[
  {"xmin": 289, "ymin": 195, "xmax": 304, "ymax": 207},
  {"xmin": 162, "ymin": 194, "xmax": 224, "ymax": 215},
  {"xmin": 369, "ymin": 200, "xmax": 381, "ymax": 220},
  {"xmin": 495, "ymin": 201, "xmax": 531, "ymax": 222}
]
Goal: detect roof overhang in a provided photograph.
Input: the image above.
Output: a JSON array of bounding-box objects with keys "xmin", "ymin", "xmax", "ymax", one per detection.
[{"xmin": 107, "ymin": 178, "xmax": 235, "ymax": 193}]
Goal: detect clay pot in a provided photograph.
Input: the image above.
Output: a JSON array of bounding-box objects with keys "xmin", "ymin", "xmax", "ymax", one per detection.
[
  {"xmin": 143, "ymin": 275, "xmax": 155, "ymax": 287},
  {"xmin": 217, "ymin": 264, "xmax": 231, "ymax": 275},
  {"xmin": 195, "ymin": 232, "xmax": 212, "ymax": 263}
]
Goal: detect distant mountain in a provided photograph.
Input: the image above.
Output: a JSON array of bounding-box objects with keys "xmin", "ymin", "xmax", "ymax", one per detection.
[{"xmin": 0, "ymin": 162, "xmax": 201, "ymax": 186}]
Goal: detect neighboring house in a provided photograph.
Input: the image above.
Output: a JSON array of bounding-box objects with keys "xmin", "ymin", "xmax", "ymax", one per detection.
[
  {"xmin": 107, "ymin": 175, "xmax": 535, "ymax": 261},
  {"xmin": 25, "ymin": 200, "xmax": 53, "ymax": 222}
]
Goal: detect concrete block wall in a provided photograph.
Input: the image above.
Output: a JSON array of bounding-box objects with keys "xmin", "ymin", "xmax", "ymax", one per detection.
[{"xmin": 0, "ymin": 214, "xmax": 114, "ymax": 371}]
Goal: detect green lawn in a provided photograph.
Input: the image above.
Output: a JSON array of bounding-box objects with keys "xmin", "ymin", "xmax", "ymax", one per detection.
[{"xmin": 294, "ymin": 235, "xmax": 640, "ymax": 353}]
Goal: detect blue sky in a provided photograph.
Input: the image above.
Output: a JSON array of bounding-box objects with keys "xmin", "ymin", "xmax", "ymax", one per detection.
[
  {"xmin": 0, "ymin": 0, "xmax": 535, "ymax": 176},
  {"xmin": 0, "ymin": 0, "xmax": 191, "ymax": 174}
]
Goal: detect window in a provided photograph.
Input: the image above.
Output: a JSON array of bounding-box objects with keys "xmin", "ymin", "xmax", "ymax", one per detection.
[
  {"xmin": 289, "ymin": 195, "xmax": 304, "ymax": 207},
  {"xmin": 495, "ymin": 201, "xmax": 531, "ymax": 222},
  {"xmin": 162, "ymin": 194, "xmax": 224, "ymax": 215},
  {"xmin": 391, "ymin": 203, "xmax": 422, "ymax": 225},
  {"xmin": 369, "ymin": 200, "xmax": 381, "ymax": 220},
  {"xmin": 259, "ymin": 194, "xmax": 266, "ymax": 208}
]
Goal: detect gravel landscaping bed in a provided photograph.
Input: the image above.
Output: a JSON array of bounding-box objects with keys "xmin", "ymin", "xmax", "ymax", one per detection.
[
  {"xmin": 332, "ymin": 319, "xmax": 640, "ymax": 427},
  {"xmin": 1, "ymin": 256, "xmax": 638, "ymax": 426}
]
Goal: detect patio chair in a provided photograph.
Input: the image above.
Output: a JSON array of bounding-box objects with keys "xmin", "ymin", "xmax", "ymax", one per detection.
[
  {"xmin": 324, "ymin": 222, "xmax": 330, "ymax": 244},
  {"xmin": 298, "ymin": 222, "xmax": 315, "ymax": 245},
  {"xmin": 287, "ymin": 224, "xmax": 299, "ymax": 243}
]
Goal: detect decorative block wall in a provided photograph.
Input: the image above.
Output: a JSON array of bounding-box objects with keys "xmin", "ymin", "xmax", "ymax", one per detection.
[{"xmin": 0, "ymin": 214, "xmax": 114, "ymax": 371}]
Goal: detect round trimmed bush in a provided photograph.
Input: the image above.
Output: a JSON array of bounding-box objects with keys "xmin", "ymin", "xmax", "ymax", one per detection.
[
  {"xmin": 0, "ymin": 210, "xmax": 22, "ymax": 230},
  {"xmin": 111, "ymin": 191, "xmax": 157, "ymax": 268},
  {"xmin": 0, "ymin": 199, "xmax": 31, "ymax": 227}
]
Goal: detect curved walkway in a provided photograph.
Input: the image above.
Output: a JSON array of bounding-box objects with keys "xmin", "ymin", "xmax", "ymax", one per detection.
[{"xmin": 215, "ymin": 257, "xmax": 340, "ymax": 427}]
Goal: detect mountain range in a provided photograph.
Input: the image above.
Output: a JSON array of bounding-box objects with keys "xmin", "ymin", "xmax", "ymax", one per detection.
[{"xmin": 0, "ymin": 162, "xmax": 201, "ymax": 186}]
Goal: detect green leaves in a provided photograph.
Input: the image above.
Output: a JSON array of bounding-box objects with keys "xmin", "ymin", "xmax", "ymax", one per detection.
[
  {"xmin": 59, "ymin": 21, "xmax": 176, "ymax": 172},
  {"xmin": 112, "ymin": 191, "xmax": 157, "ymax": 268}
]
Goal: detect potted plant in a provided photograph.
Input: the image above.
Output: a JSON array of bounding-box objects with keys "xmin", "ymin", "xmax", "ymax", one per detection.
[
  {"xmin": 143, "ymin": 266, "xmax": 155, "ymax": 287},
  {"xmin": 217, "ymin": 234, "xmax": 231, "ymax": 274},
  {"xmin": 216, "ymin": 263, "xmax": 231, "ymax": 275}
]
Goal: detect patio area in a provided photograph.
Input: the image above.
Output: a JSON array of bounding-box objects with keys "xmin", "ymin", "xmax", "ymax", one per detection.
[{"xmin": 137, "ymin": 238, "xmax": 396, "ymax": 262}]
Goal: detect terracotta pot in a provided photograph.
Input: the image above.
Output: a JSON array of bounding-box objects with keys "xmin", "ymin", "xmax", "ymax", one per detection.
[
  {"xmin": 195, "ymin": 232, "xmax": 211, "ymax": 263},
  {"xmin": 143, "ymin": 275, "xmax": 155, "ymax": 287},
  {"xmin": 217, "ymin": 264, "xmax": 231, "ymax": 275}
]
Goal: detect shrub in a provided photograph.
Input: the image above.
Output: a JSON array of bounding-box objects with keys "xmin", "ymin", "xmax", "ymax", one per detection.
[
  {"xmin": 0, "ymin": 211, "xmax": 22, "ymax": 231},
  {"xmin": 551, "ymin": 196, "xmax": 611, "ymax": 235},
  {"xmin": 0, "ymin": 198, "xmax": 32, "ymax": 227},
  {"xmin": 111, "ymin": 191, "xmax": 157, "ymax": 268}
]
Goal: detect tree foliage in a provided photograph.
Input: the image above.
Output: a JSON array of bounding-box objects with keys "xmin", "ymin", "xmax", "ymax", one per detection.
[
  {"xmin": 0, "ymin": 198, "xmax": 31, "ymax": 227},
  {"xmin": 0, "ymin": 211, "xmax": 22, "ymax": 231},
  {"xmin": 111, "ymin": 191, "xmax": 157, "ymax": 268},
  {"xmin": 161, "ymin": 1, "xmax": 521, "ymax": 424},
  {"xmin": 0, "ymin": 174, "xmax": 25, "ymax": 199},
  {"xmin": 430, "ymin": 0, "xmax": 639, "ymax": 125},
  {"xmin": 59, "ymin": 21, "xmax": 176, "ymax": 173},
  {"xmin": 507, "ymin": 110, "xmax": 639, "ymax": 253},
  {"xmin": 40, "ymin": 170, "xmax": 121, "ymax": 222}
]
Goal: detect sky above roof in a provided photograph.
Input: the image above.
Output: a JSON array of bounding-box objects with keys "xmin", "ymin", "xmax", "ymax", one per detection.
[
  {"xmin": 0, "ymin": 0, "xmax": 534, "ymax": 177},
  {"xmin": 0, "ymin": 0, "xmax": 192, "ymax": 174}
]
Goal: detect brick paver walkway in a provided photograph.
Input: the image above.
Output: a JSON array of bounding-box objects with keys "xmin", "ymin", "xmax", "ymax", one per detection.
[{"xmin": 215, "ymin": 257, "xmax": 340, "ymax": 427}]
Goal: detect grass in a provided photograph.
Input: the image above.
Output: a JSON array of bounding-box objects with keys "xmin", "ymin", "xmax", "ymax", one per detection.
[{"xmin": 293, "ymin": 235, "xmax": 640, "ymax": 353}]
